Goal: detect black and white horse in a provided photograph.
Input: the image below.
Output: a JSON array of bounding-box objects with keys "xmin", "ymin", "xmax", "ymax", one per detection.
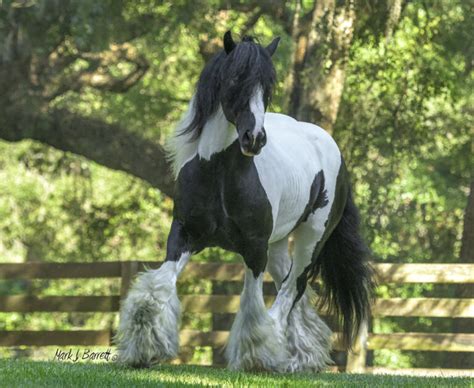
[{"xmin": 116, "ymin": 32, "xmax": 373, "ymax": 372}]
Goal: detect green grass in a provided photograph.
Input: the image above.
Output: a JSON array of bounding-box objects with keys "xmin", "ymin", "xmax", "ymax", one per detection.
[{"xmin": 0, "ymin": 360, "xmax": 471, "ymax": 387}]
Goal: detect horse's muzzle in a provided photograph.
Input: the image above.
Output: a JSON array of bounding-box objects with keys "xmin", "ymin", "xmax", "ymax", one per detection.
[{"xmin": 240, "ymin": 128, "xmax": 267, "ymax": 156}]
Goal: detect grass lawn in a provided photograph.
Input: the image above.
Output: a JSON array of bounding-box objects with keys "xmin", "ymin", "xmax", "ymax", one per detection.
[{"xmin": 0, "ymin": 360, "xmax": 472, "ymax": 387}]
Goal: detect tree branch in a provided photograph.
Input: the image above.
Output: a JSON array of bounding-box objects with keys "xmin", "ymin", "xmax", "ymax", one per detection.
[
  {"xmin": 0, "ymin": 106, "xmax": 175, "ymax": 198},
  {"xmin": 43, "ymin": 42, "xmax": 149, "ymax": 100}
]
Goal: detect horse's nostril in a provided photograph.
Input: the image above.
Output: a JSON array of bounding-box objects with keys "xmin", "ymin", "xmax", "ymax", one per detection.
[
  {"xmin": 256, "ymin": 131, "xmax": 266, "ymax": 147},
  {"xmin": 243, "ymin": 130, "xmax": 252, "ymax": 144}
]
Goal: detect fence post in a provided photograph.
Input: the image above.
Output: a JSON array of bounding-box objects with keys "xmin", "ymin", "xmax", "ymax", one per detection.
[
  {"xmin": 346, "ymin": 318, "xmax": 369, "ymax": 373},
  {"xmin": 120, "ymin": 261, "xmax": 139, "ymax": 300},
  {"xmin": 211, "ymin": 280, "xmax": 235, "ymax": 366}
]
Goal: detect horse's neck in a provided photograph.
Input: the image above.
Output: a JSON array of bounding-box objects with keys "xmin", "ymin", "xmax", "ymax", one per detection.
[{"xmin": 170, "ymin": 104, "xmax": 237, "ymax": 177}]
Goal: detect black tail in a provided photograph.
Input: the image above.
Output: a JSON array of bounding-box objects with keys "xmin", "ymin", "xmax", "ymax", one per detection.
[{"xmin": 312, "ymin": 189, "xmax": 374, "ymax": 347}]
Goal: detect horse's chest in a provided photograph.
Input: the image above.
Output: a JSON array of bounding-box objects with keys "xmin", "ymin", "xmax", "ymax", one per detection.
[
  {"xmin": 176, "ymin": 177, "xmax": 226, "ymax": 238},
  {"xmin": 174, "ymin": 144, "xmax": 273, "ymax": 253}
]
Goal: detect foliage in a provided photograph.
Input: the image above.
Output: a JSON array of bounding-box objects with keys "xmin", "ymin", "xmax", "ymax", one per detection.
[
  {"xmin": 0, "ymin": 140, "xmax": 172, "ymax": 263},
  {"xmin": 337, "ymin": 2, "xmax": 471, "ymax": 263},
  {"xmin": 333, "ymin": 2, "xmax": 472, "ymax": 368}
]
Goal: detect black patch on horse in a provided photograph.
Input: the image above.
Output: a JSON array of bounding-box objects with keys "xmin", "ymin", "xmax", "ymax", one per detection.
[
  {"xmin": 172, "ymin": 140, "xmax": 273, "ymax": 277},
  {"xmin": 292, "ymin": 170, "xmax": 329, "ymax": 231}
]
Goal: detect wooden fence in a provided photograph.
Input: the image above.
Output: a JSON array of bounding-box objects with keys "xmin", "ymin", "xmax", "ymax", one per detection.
[{"xmin": 0, "ymin": 261, "xmax": 473, "ymax": 376}]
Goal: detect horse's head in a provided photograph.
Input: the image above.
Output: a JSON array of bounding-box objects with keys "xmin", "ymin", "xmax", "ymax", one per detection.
[{"xmin": 219, "ymin": 31, "xmax": 280, "ymax": 156}]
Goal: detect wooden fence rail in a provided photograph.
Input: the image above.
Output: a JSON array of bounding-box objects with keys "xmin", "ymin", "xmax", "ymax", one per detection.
[
  {"xmin": 1, "ymin": 261, "xmax": 473, "ymax": 282},
  {"xmin": 0, "ymin": 261, "xmax": 473, "ymax": 376},
  {"xmin": 0, "ymin": 295, "xmax": 472, "ymax": 318}
]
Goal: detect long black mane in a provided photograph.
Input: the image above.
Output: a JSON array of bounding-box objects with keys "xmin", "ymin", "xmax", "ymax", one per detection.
[{"xmin": 182, "ymin": 36, "xmax": 276, "ymax": 139}]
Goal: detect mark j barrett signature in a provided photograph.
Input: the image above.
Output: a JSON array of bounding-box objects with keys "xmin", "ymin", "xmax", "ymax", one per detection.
[{"xmin": 53, "ymin": 348, "xmax": 117, "ymax": 362}]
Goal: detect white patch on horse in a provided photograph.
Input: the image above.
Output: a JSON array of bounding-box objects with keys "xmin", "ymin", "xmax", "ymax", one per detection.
[
  {"xmin": 249, "ymin": 86, "xmax": 265, "ymax": 141},
  {"xmin": 167, "ymin": 99, "xmax": 237, "ymax": 177},
  {"xmin": 166, "ymin": 97, "xmax": 198, "ymax": 178},
  {"xmin": 197, "ymin": 107, "xmax": 237, "ymax": 161},
  {"xmin": 253, "ymin": 112, "xmax": 342, "ymax": 242}
]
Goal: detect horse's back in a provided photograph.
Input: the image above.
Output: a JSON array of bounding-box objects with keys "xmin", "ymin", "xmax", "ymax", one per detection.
[
  {"xmin": 254, "ymin": 112, "xmax": 342, "ymax": 242},
  {"xmin": 264, "ymin": 112, "xmax": 340, "ymax": 161}
]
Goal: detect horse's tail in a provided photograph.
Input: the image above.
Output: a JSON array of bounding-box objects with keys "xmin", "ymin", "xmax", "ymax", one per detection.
[{"xmin": 314, "ymin": 188, "xmax": 374, "ymax": 347}]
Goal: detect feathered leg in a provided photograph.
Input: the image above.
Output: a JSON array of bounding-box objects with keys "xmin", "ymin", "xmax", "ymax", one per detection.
[
  {"xmin": 268, "ymin": 235, "xmax": 332, "ymax": 372},
  {"xmin": 226, "ymin": 267, "xmax": 288, "ymax": 371},
  {"xmin": 115, "ymin": 220, "xmax": 191, "ymax": 367}
]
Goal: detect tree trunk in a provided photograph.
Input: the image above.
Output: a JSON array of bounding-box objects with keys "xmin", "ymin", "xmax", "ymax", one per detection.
[
  {"xmin": 459, "ymin": 179, "xmax": 474, "ymax": 271},
  {"xmin": 385, "ymin": 0, "xmax": 403, "ymax": 40},
  {"xmin": 447, "ymin": 179, "xmax": 474, "ymax": 368},
  {"xmin": 286, "ymin": 0, "xmax": 356, "ymax": 133}
]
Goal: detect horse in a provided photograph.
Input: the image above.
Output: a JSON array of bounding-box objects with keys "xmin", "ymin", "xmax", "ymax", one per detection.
[{"xmin": 115, "ymin": 31, "xmax": 373, "ymax": 372}]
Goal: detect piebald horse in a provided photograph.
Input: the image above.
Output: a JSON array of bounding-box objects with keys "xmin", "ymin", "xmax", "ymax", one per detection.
[{"xmin": 116, "ymin": 32, "xmax": 373, "ymax": 372}]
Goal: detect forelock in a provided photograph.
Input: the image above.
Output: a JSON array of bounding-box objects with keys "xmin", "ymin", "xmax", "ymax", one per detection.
[
  {"xmin": 181, "ymin": 36, "xmax": 276, "ymax": 139},
  {"xmin": 221, "ymin": 39, "xmax": 276, "ymax": 109}
]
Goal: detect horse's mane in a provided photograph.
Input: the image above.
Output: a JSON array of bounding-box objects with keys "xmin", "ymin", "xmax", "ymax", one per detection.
[{"xmin": 180, "ymin": 36, "xmax": 276, "ymax": 139}]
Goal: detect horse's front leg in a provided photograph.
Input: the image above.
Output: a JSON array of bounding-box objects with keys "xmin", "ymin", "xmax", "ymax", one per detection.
[
  {"xmin": 116, "ymin": 220, "xmax": 192, "ymax": 367},
  {"xmin": 226, "ymin": 245, "xmax": 289, "ymax": 372}
]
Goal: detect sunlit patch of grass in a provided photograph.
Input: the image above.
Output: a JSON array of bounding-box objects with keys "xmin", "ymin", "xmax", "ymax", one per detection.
[{"xmin": 0, "ymin": 360, "xmax": 471, "ymax": 387}]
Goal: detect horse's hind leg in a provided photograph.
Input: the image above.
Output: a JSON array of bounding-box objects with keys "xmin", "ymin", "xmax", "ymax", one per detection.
[
  {"xmin": 226, "ymin": 245, "xmax": 288, "ymax": 372},
  {"xmin": 266, "ymin": 238, "xmax": 292, "ymax": 290},
  {"xmin": 268, "ymin": 218, "xmax": 333, "ymax": 372},
  {"xmin": 115, "ymin": 220, "xmax": 192, "ymax": 367}
]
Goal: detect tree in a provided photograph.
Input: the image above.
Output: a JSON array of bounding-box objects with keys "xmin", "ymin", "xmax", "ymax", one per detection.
[
  {"xmin": 285, "ymin": 0, "xmax": 357, "ymax": 131},
  {"xmin": 0, "ymin": 0, "xmax": 399, "ymax": 196},
  {"xmin": 0, "ymin": 0, "xmax": 175, "ymax": 197}
]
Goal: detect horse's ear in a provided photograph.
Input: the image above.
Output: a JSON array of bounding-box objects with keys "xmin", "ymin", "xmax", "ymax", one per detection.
[
  {"xmin": 224, "ymin": 31, "xmax": 236, "ymax": 54},
  {"xmin": 266, "ymin": 37, "xmax": 280, "ymax": 56}
]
